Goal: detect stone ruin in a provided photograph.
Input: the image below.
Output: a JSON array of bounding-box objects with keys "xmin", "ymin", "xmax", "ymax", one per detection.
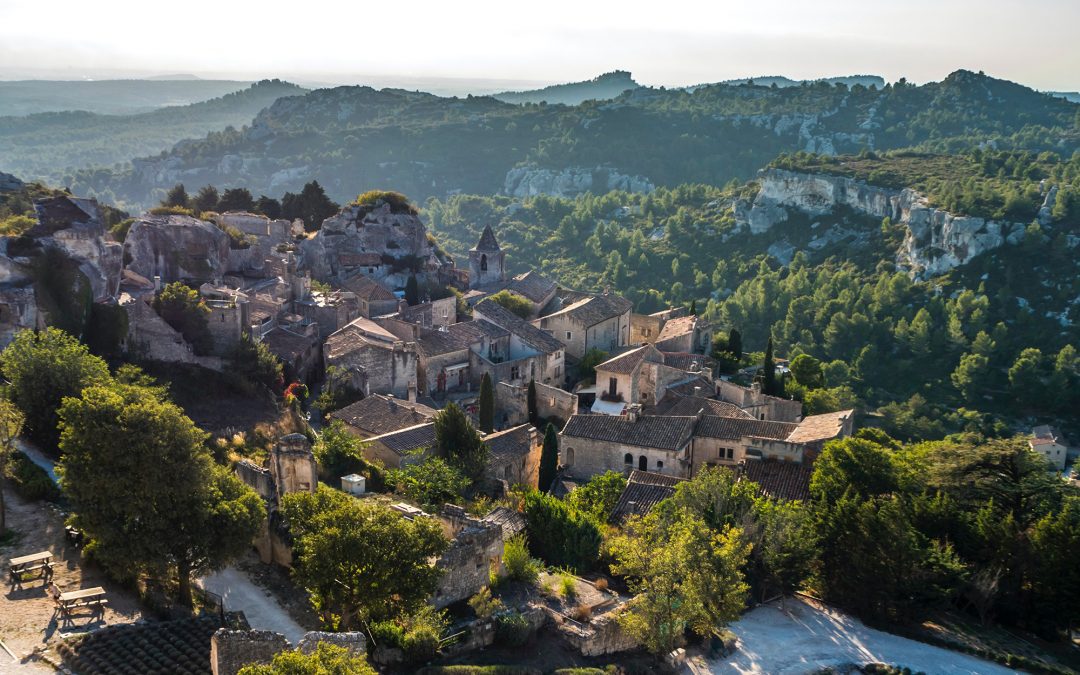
[{"xmin": 210, "ymin": 628, "xmax": 366, "ymax": 675}]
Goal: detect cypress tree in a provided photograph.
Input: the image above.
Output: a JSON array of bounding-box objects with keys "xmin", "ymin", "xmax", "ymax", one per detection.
[
  {"xmin": 763, "ymin": 337, "xmax": 778, "ymax": 396},
  {"xmin": 728, "ymin": 328, "xmax": 743, "ymax": 361},
  {"xmin": 478, "ymin": 373, "xmax": 494, "ymax": 433},
  {"xmin": 405, "ymin": 274, "xmax": 420, "ymax": 306},
  {"xmin": 539, "ymin": 423, "xmax": 559, "ymax": 493},
  {"xmin": 527, "ymin": 379, "xmax": 538, "ymax": 427},
  {"xmin": 688, "ymin": 299, "xmax": 697, "ymax": 316}
]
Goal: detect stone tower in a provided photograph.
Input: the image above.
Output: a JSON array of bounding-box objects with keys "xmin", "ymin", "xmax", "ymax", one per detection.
[{"xmin": 468, "ymin": 225, "xmax": 505, "ymax": 287}]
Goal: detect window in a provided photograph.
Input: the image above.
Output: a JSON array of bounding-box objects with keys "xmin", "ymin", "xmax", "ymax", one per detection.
[
  {"xmin": 726, "ymin": 448, "xmax": 734, "ymax": 460},
  {"xmin": 608, "ymin": 377, "xmax": 618, "ymax": 397},
  {"xmin": 656, "ymin": 460, "xmax": 664, "ymax": 470},
  {"xmin": 638, "ymin": 455, "xmax": 648, "ymax": 471},
  {"xmin": 554, "ymin": 366, "xmax": 561, "ymax": 378},
  {"xmin": 510, "ymin": 366, "xmax": 520, "ymax": 380},
  {"xmin": 565, "ymin": 448, "xmax": 575, "ymax": 465},
  {"xmin": 566, "ymin": 331, "xmax": 572, "ymax": 340},
  {"xmin": 624, "ymin": 453, "xmax": 633, "ymax": 465},
  {"xmin": 480, "ymin": 254, "xmax": 488, "ymax": 272}
]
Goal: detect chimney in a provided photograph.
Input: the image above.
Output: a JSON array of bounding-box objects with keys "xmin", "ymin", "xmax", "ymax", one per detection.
[
  {"xmin": 693, "ymin": 386, "xmax": 703, "ymax": 398},
  {"xmin": 153, "ymin": 275, "xmax": 162, "ymax": 292},
  {"xmin": 751, "ymin": 381, "xmax": 762, "ymax": 396},
  {"xmin": 625, "ymin": 403, "xmax": 642, "ymax": 423},
  {"xmin": 407, "ymin": 382, "xmax": 417, "ymax": 403}
]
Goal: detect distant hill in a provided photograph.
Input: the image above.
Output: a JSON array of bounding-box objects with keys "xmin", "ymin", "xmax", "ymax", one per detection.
[
  {"xmin": 1050, "ymin": 91, "xmax": 1080, "ymax": 103},
  {"xmin": 688, "ymin": 74, "xmax": 887, "ymax": 91},
  {"xmin": 493, "ymin": 70, "xmax": 639, "ymax": 105},
  {"xmin": 0, "ymin": 78, "xmax": 258, "ymax": 116},
  {"xmin": 0, "ymin": 80, "xmax": 307, "ymax": 183},
  {"xmin": 145, "ymin": 74, "xmax": 204, "ymax": 81}
]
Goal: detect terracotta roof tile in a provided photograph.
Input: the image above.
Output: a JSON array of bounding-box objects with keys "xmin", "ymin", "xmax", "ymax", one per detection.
[
  {"xmin": 610, "ymin": 470, "xmax": 686, "ymax": 523},
  {"xmin": 693, "ymin": 416, "xmax": 798, "ymax": 441},
  {"xmin": 369, "ymin": 422, "xmax": 436, "ymax": 456},
  {"xmin": 786, "ymin": 410, "xmax": 854, "ymax": 444},
  {"xmin": 740, "ymin": 459, "xmax": 813, "ymax": 501},
  {"xmin": 475, "ymin": 299, "xmax": 564, "ymax": 354},
  {"xmin": 562, "ymin": 414, "xmax": 696, "ymax": 451},
  {"xmin": 329, "ymin": 394, "xmax": 435, "ymax": 436}
]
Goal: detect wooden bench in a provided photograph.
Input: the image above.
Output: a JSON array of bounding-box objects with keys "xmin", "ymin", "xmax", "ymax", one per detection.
[
  {"xmin": 59, "ymin": 587, "xmax": 107, "ymax": 615},
  {"xmin": 8, "ymin": 551, "xmax": 53, "ymax": 583}
]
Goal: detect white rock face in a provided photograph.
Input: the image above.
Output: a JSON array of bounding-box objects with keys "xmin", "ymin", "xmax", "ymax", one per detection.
[
  {"xmin": 124, "ymin": 214, "xmax": 232, "ymax": 284},
  {"xmin": 503, "ymin": 166, "xmax": 654, "ymax": 198},
  {"xmin": 736, "ymin": 169, "xmax": 1029, "ymax": 278}
]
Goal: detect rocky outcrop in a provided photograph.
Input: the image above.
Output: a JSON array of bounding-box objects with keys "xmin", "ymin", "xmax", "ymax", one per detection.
[
  {"xmin": 504, "ymin": 165, "xmax": 654, "ymax": 198},
  {"xmin": 0, "ymin": 172, "xmax": 23, "ymax": 192},
  {"xmin": 735, "ymin": 168, "xmax": 1028, "ymax": 277},
  {"xmin": 124, "ymin": 214, "xmax": 231, "ymax": 284},
  {"xmin": 298, "ymin": 202, "xmax": 447, "ymax": 287}
]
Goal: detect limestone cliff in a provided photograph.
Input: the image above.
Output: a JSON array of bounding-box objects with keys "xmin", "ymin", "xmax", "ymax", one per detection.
[
  {"xmin": 504, "ymin": 165, "xmax": 654, "ymax": 199},
  {"xmin": 124, "ymin": 214, "xmax": 232, "ymax": 284},
  {"xmin": 735, "ymin": 168, "xmax": 1029, "ymax": 277},
  {"xmin": 298, "ymin": 202, "xmax": 446, "ymax": 288}
]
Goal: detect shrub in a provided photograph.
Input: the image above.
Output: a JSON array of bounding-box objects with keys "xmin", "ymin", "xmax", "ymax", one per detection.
[
  {"xmin": 522, "ymin": 491, "xmax": 602, "ymax": 572},
  {"xmin": 148, "ymin": 205, "xmax": 194, "ymax": 216},
  {"xmin": 369, "ymin": 620, "xmax": 405, "ymax": 649},
  {"xmin": 353, "ymin": 190, "xmax": 418, "ymax": 215},
  {"xmin": 571, "ymin": 604, "xmax": 593, "ymax": 623},
  {"xmin": 502, "ymin": 535, "xmax": 540, "ymax": 583},
  {"xmin": 10, "ymin": 452, "xmax": 60, "ymax": 502},
  {"xmin": 468, "ymin": 587, "xmax": 503, "ymax": 620},
  {"xmin": 593, "ymin": 577, "xmax": 609, "ymax": 592},
  {"xmin": 494, "ymin": 611, "xmax": 530, "ymax": 647},
  {"xmin": 559, "ymin": 574, "xmax": 577, "ymax": 601},
  {"xmin": 488, "ymin": 290, "xmax": 532, "ymax": 320},
  {"xmin": 400, "ymin": 606, "xmax": 448, "ymax": 663}
]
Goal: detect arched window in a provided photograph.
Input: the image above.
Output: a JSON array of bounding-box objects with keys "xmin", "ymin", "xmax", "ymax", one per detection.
[
  {"xmin": 480, "ymin": 254, "xmax": 488, "ymax": 272},
  {"xmin": 624, "ymin": 453, "xmax": 633, "ymax": 465},
  {"xmin": 638, "ymin": 455, "xmax": 647, "ymax": 471},
  {"xmin": 656, "ymin": 460, "xmax": 664, "ymax": 470},
  {"xmin": 565, "ymin": 447, "xmax": 575, "ymax": 466}
]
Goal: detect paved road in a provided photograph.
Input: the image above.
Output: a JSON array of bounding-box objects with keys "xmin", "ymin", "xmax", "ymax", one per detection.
[{"xmin": 197, "ymin": 567, "xmax": 306, "ymax": 644}]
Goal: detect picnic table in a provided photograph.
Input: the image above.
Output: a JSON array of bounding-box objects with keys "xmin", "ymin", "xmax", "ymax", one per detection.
[
  {"xmin": 8, "ymin": 551, "xmax": 53, "ymax": 582},
  {"xmin": 58, "ymin": 586, "xmax": 107, "ymax": 614}
]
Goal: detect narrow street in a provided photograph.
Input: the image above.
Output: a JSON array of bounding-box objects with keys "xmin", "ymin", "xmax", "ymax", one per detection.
[{"xmin": 197, "ymin": 567, "xmax": 306, "ymax": 645}]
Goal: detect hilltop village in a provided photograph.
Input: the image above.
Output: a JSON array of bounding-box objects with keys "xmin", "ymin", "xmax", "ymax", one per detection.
[{"xmin": 0, "ymin": 179, "xmax": 1075, "ymax": 675}]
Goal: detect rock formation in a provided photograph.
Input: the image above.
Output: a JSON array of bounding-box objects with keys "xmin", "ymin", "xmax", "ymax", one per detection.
[
  {"xmin": 735, "ymin": 168, "xmax": 1029, "ymax": 278},
  {"xmin": 0, "ymin": 172, "xmax": 24, "ymax": 192},
  {"xmin": 503, "ymin": 165, "xmax": 654, "ymax": 199},
  {"xmin": 124, "ymin": 214, "xmax": 232, "ymax": 284}
]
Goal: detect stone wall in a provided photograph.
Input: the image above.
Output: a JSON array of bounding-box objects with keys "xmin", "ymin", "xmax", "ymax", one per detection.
[
  {"xmin": 124, "ymin": 298, "xmax": 225, "ymax": 370},
  {"xmin": 235, "ymin": 460, "xmax": 273, "ymax": 500},
  {"xmin": 211, "ymin": 629, "xmax": 290, "ymax": 675},
  {"xmin": 269, "ymin": 434, "xmax": 318, "ymax": 500},
  {"xmin": 561, "ymin": 431, "xmax": 689, "ymax": 479},
  {"xmin": 328, "ymin": 341, "xmax": 418, "ymax": 399},
  {"xmin": 495, "ymin": 380, "xmax": 578, "ymax": 428},
  {"xmin": 432, "ymin": 508, "xmax": 503, "ymax": 609}
]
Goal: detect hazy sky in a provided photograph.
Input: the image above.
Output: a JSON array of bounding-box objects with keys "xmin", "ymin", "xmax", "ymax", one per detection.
[{"xmin": 2, "ymin": 0, "xmax": 1078, "ymax": 90}]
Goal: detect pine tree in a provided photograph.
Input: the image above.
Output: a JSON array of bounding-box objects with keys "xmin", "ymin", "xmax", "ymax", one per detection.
[
  {"xmin": 433, "ymin": 402, "xmax": 489, "ymax": 482},
  {"xmin": 728, "ymin": 328, "xmax": 743, "ymax": 360},
  {"xmin": 162, "ymin": 183, "xmax": 190, "ymax": 209},
  {"xmin": 405, "ymin": 274, "xmax": 420, "ymax": 306},
  {"xmin": 539, "ymin": 423, "xmax": 559, "ymax": 492},
  {"xmin": 527, "ymin": 379, "xmax": 539, "ymax": 427},
  {"xmin": 762, "ymin": 337, "xmax": 782, "ymax": 397},
  {"xmin": 688, "ymin": 299, "xmax": 697, "ymax": 316},
  {"xmin": 478, "ymin": 373, "xmax": 494, "ymax": 433},
  {"xmin": 192, "ymin": 185, "xmax": 219, "ymax": 214}
]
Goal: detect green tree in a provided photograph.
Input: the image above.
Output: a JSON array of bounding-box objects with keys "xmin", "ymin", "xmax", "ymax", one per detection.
[
  {"xmin": 608, "ymin": 510, "xmax": 750, "ymax": 654},
  {"xmin": 253, "ymin": 195, "xmax": 282, "ymax": 219},
  {"xmin": 522, "ymin": 490, "xmax": 601, "ymax": 571},
  {"xmin": 487, "ymin": 290, "xmax": 532, "ymax": 319},
  {"xmin": 283, "ymin": 181, "xmax": 340, "ymax": 232},
  {"xmin": 478, "ymin": 373, "xmax": 494, "ymax": 433},
  {"xmin": 951, "ymin": 352, "xmax": 991, "ymax": 403},
  {"xmin": 789, "ymin": 354, "xmax": 824, "ymax": 389},
  {"xmin": 433, "ymin": 402, "xmax": 489, "ymax": 482},
  {"xmin": 313, "ymin": 420, "xmax": 372, "ymax": 484},
  {"xmin": 237, "ymin": 641, "xmax": 376, "ymax": 675},
  {"xmin": 567, "ymin": 471, "xmax": 627, "ymax": 523},
  {"xmin": 1008, "ymin": 347, "xmax": 1046, "ymax": 409},
  {"xmin": 281, "ymin": 486, "xmax": 448, "ymax": 628},
  {"xmin": 216, "ymin": 187, "xmax": 255, "ymax": 212},
  {"xmin": 58, "ymin": 380, "xmax": 264, "ymax": 605},
  {"xmin": 0, "ymin": 327, "xmax": 110, "ymax": 450},
  {"xmin": 761, "ymin": 337, "xmax": 783, "ymax": 397},
  {"xmin": 192, "ymin": 185, "xmax": 220, "ymax": 213},
  {"xmin": 154, "ymin": 282, "xmax": 213, "ymax": 355},
  {"xmin": 230, "ymin": 335, "xmax": 284, "ymax": 393},
  {"xmin": 526, "ymin": 379, "xmax": 539, "ymax": 427},
  {"xmin": 404, "ymin": 274, "xmax": 419, "ymax": 306},
  {"xmin": 387, "ymin": 458, "xmax": 469, "ymax": 508},
  {"xmin": 0, "ymin": 400, "xmax": 25, "ymax": 534},
  {"xmin": 162, "ymin": 183, "xmax": 190, "ymax": 209},
  {"xmin": 538, "ymin": 423, "xmax": 559, "ymax": 493},
  {"xmin": 577, "ymin": 348, "xmax": 608, "ymax": 383},
  {"xmin": 753, "ymin": 499, "xmax": 816, "ymax": 603},
  {"xmin": 727, "ymin": 328, "xmax": 743, "ymax": 361}
]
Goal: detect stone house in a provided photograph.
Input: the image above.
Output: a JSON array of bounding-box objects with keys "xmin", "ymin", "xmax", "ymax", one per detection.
[
  {"xmin": 535, "ymin": 291, "xmax": 632, "ymax": 360},
  {"xmin": 328, "ymin": 393, "xmax": 435, "ymax": 438},
  {"xmin": 261, "ymin": 323, "xmax": 321, "ymax": 384},
  {"xmin": 654, "ymin": 314, "xmax": 712, "ymax": 354},
  {"xmin": 295, "ymin": 290, "xmax": 360, "ymax": 339},
  {"xmin": 323, "ymin": 317, "xmax": 417, "ymax": 398},
  {"xmin": 1029, "ymin": 425, "xmax": 1069, "ymax": 471},
  {"xmin": 496, "ymin": 380, "xmax": 579, "ymax": 428},
  {"xmin": 472, "ymin": 299, "xmax": 566, "ymax": 387},
  {"xmin": 410, "ymin": 321, "xmax": 492, "ymax": 396},
  {"xmin": 505, "ymin": 270, "xmax": 558, "ymax": 317},
  {"xmin": 362, "ymin": 422, "xmax": 436, "ymax": 468},
  {"xmin": 212, "ymin": 211, "xmax": 292, "ymax": 244},
  {"xmin": 715, "ymin": 379, "xmax": 804, "ymax": 422},
  {"xmin": 199, "ymin": 285, "xmax": 250, "ymax": 356},
  {"xmin": 399, "ymin": 295, "xmax": 457, "ymax": 328},
  {"xmin": 629, "ymin": 311, "xmax": 668, "ymax": 345},
  {"xmin": 592, "ymin": 345, "xmax": 712, "ymax": 414},
  {"xmin": 483, "ymin": 424, "xmax": 541, "ymax": 488},
  {"xmin": 560, "ymin": 407, "xmax": 698, "ymax": 478},
  {"xmin": 338, "ymin": 274, "xmax": 399, "ymax": 318}
]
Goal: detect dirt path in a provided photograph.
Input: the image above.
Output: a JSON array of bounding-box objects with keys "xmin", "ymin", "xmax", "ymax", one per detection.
[
  {"xmin": 0, "ymin": 485, "xmax": 143, "ymax": 672},
  {"xmin": 197, "ymin": 567, "xmax": 306, "ymax": 644}
]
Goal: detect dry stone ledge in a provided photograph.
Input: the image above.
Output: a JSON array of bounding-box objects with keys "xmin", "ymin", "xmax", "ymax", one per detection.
[{"xmin": 297, "ymin": 631, "xmax": 367, "ymax": 656}]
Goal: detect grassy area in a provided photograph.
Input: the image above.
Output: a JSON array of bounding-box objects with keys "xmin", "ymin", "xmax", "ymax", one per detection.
[{"xmin": 911, "ymin": 611, "xmax": 1080, "ymax": 674}]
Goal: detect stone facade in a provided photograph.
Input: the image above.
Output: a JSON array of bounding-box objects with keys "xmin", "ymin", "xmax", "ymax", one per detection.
[
  {"xmin": 535, "ymin": 294, "xmax": 632, "ymax": 360},
  {"xmin": 432, "ymin": 506, "xmax": 504, "ymax": 609},
  {"xmin": 269, "ymin": 434, "xmax": 318, "ymax": 501},
  {"xmin": 495, "ymin": 380, "xmax": 579, "ymax": 427},
  {"xmin": 211, "ymin": 629, "xmax": 290, "ymax": 675},
  {"xmin": 324, "ymin": 318, "xmax": 418, "ymax": 399},
  {"xmin": 468, "ymin": 225, "xmax": 505, "ymax": 287},
  {"xmin": 123, "ymin": 297, "xmax": 225, "ymax": 370},
  {"xmin": 716, "ymin": 379, "xmax": 803, "ymax": 422}
]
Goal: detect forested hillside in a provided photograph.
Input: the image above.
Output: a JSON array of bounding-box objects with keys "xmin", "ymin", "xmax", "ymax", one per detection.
[
  {"xmin": 0, "ymin": 80, "xmax": 305, "ymax": 183},
  {"xmin": 0, "ymin": 78, "xmax": 258, "ymax": 116},
  {"xmin": 60, "ymin": 70, "xmax": 1080, "ymax": 212}
]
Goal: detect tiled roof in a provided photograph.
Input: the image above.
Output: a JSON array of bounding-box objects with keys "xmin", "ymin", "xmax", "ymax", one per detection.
[
  {"xmin": 415, "ymin": 322, "xmax": 485, "ymax": 358},
  {"xmin": 261, "ymin": 327, "xmax": 317, "ymax": 362},
  {"xmin": 661, "ymin": 351, "xmax": 709, "ymax": 372},
  {"xmin": 508, "ymin": 270, "xmax": 557, "ymax": 304},
  {"xmin": 472, "ymin": 224, "xmax": 501, "ymax": 252},
  {"xmin": 693, "ymin": 416, "xmax": 798, "ymax": 442},
  {"xmin": 664, "ymin": 375, "xmax": 717, "ymax": 398},
  {"xmin": 325, "ymin": 317, "xmax": 401, "ymax": 359},
  {"xmin": 740, "ymin": 459, "xmax": 813, "ymax": 501},
  {"xmin": 340, "ymin": 274, "xmax": 396, "ymax": 301},
  {"xmin": 472, "ymin": 319, "xmax": 510, "ymax": 339},
  {"xmin": 662, "ymin": 396, "xmax": 753, "ymax": 420},
  {"xmin": 483, "ymin": 424, "xmax": 535, "ymax": 463},
  {"xmin": 482, "ymin": 505, "xmax": 527, "ymax": 537},
  {"xmin": 475, "ymin": 299, "xmax": 564, "ymax": 354},
  {"xmin": 562, "ymin": 414, "xmax": 696, "ymax": 451},
  {"xmin": 329, "ymin": 394, "xmax": 435, "ymax": 436},
  {"xmin": 786, "ymin": 409, "xmax": 854, "ymax": 444},
  {"xmin": 596, "ymin": 345, "xmax": 650, "ymax": 375},
  {"xmin": 546, "ymin": 293, "xmax": 633, "ymax": 327},
  {"xmin": 370, "ymin": 422, "xmax": 436, "ymax": 456},
  {"xmin": 610, "ymin": 470, "xmax": 686, "ymax": 523},
  {"xmin": 656, "ymin": 315, "xmax": 698, "ymax": 342}
]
